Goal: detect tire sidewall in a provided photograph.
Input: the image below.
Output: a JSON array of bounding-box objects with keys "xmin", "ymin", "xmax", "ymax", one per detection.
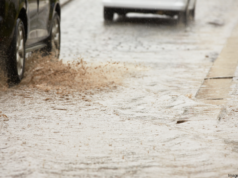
[
  {"xmin": 178, "ymin": 6, "xmax": 190, "ymax": 25},
  {"xmin": 7, "ymin": 18, "xmax": 25, "ymax": 84},
  {"xmin": 190, "ymin": 5, "xmax": 196, "ymax": 20},
  {"xmin": 104, "ymin": 7, "xmax": 114, "ymax": 21}
]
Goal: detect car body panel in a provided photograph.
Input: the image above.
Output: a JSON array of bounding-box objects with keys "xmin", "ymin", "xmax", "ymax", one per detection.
[
  {"xmin": 0, "ymin": 0, "xmax": 60, "ymax": 52},
  {"xmin": 26, "ymin": 0, "xmax": 59, "ymax": 47},
  {"xmin": 38, "ymin": 0, "xmax": 50, "ymax": 39},
  {"xmin": 103, "ymin": 0, "xmax": 196, "ymax": 12},
  {"xmin": 27, "ymin": 0, "xmax": 39, "ymax": 45}
]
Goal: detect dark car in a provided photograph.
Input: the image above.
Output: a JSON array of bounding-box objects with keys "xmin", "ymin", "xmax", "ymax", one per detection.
[{"xmin": 0, "ymin": 0, "xmax": 61, "ymax": 84}]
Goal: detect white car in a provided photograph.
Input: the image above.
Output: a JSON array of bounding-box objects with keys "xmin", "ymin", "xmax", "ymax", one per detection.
[{"xmin": 103, "ymin": 0, "xmax": 196, "ymax": 24}]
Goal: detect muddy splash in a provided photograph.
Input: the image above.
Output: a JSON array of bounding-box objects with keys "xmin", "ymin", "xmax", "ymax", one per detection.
[
  {"xmin": 16, "ymin": 54, "xmax": 145, "ymax": 94},
  {"xmin": 0, "ymin": 111, "xmax": 8, "ymax": 120},
  {"xmin": 0, "ymin": 60, "xmax": 8, "ymax": 91},
  {"xmin": 0, "ymin": 71, "xmax": 7, "ymax": 91}
]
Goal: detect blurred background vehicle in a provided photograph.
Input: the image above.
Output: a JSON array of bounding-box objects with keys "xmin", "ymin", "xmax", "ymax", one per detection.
[
  {"xmin": 0, "ymin": 0, "xmax": 61, "ymax": 84},
  {"xmin": 103, "ymin": 0, "xmax": 196, "ymax": 24}
]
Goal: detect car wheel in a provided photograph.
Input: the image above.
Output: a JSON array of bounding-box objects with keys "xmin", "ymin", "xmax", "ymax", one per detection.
[
  {"xmin": 118, "ymin": 13, "xmax": 126, "ymax": 19},
  {"xmin": 6, "ymin": 18, "xmax": 26, "ymax": 84},
  {"xmin": 189, "ymin": 6, "xmax": 196, "ymax": 21},
  {"xmin": 45, "ymin": 13, "xmax": 61, "ymax": 59},
  {"xmin": 104, "ymin": 7, "xmax": 114, "ymax": 21},
  {"xmin": 178, "ymin": 9, "xmax": 189, "ymax": 25}
]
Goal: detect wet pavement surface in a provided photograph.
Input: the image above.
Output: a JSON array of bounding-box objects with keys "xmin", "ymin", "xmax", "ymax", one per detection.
[{"xmin": 1, "ymin": 0, "xmax": 238, "ymax": 177}]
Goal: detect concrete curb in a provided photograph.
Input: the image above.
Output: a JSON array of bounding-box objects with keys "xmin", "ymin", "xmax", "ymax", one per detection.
[
  {"xmin": 196, "ymin": 22, "xmax": 238, "ymax": 119},
  {"xmin": 60, "ymin": 0, "xmax": 73, "ymax": 7},
  {"xmin": 196, "ymin": 22, "xmax": 238, "ymax": 105}
]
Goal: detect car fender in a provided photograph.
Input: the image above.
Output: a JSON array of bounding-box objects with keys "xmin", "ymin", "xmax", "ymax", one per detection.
[{"xmin": 10, "ymin": 0, "xmax": 27, "ymax": 40}]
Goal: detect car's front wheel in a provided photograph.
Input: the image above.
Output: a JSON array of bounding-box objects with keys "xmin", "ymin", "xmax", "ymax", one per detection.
[
  {"xmin": 104, "ymin": 7, "xmax": 114, "ymax": 21},
  {"xmin": 6, "ymin": 18, "xmax": 26, "ymax": 84}
]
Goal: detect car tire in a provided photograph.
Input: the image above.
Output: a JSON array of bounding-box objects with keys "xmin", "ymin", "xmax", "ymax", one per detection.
[
  {"xmin": 189, "ymin": 5, "xmax": 196, "ymax": 21},
  {"xmin": 44, "ymin": 13, "xmax": 61, "ymax": 59},
  {"xmin": 104, "ymin": 7, "xmax": 114, "ymax": 21},
  {"xmin": 178, "ymin": 9, "xmax": 189, "ymax": 25},
  {"xmin": 118, "ymin": 13, "xmax": 127, "ymax": 20},
  {"xmin": 6, "ymin": 18, "xmax": 26, "ymax": 84}
]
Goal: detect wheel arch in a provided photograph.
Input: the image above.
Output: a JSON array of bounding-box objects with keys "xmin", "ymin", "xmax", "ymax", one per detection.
[{"xmin": 18, "ymin": 8, "xmax": 27, "ymax": 41}]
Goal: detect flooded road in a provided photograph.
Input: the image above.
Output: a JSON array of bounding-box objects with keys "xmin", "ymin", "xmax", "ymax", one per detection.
[{"xmin": 1, "ymin": 0, "xmax": 238, "ymax": 177}]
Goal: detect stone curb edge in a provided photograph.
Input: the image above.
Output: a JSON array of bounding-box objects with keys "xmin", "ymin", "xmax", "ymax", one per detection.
[{"xmin": 195, "ymin": 21, "xmax": 238, "ymax": 118}]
